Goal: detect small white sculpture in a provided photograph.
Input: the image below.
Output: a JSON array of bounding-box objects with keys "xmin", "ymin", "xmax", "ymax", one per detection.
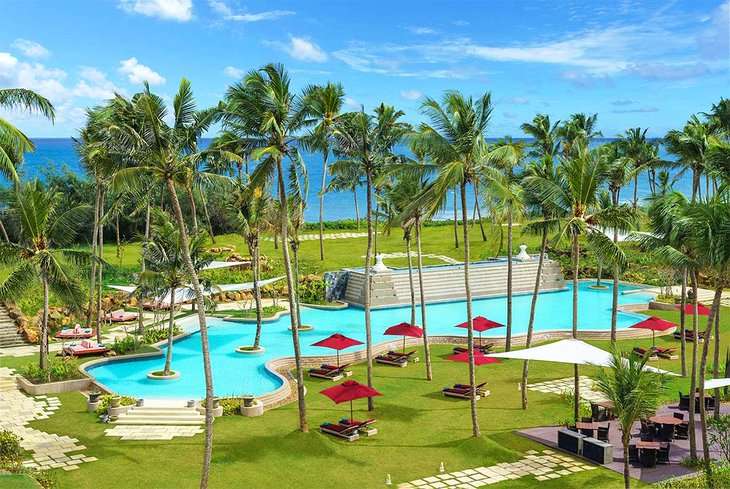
[
  {"xmin": 372, "ymin": 254, "xmax": 390, "ymax": 273},
  {"xmin": 515, "ymin": 244, "xmax": 531, "ymax": 261}
]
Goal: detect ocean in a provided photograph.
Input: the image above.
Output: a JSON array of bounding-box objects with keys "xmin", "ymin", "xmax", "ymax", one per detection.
[{"xmin": 20, "ymin": 138, "xmax": 689, "ymax": 222}]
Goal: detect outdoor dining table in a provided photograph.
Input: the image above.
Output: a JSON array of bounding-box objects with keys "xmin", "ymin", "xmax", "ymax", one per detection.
[
  {"xmin": 635, "ymin": 440, "xmax": 661, "ymax": 468},
  {"xmin": 649, "ymin": 415, "xmax": 683, "ymax": 426}
]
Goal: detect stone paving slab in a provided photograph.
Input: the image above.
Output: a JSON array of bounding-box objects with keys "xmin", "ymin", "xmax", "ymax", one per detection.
[
  {"xmin": 104, "ymin": 424, "xmax": 204, "ymax": 440},
  {"xmin": 526, "ymin": 376, "xmax": 609, "ymax": 403},
  {"xmin": 361, "ymin": 251, "xmax": 459, "ymax": 265},
  {"xmin": 263, "ymin": 232, "xmax": 371, "ymax": 242}
]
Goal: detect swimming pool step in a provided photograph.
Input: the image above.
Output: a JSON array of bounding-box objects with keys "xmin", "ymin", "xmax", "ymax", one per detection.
[{"xmin": 113, "ymin": 405, "xmax": 205, "ymax": 425}]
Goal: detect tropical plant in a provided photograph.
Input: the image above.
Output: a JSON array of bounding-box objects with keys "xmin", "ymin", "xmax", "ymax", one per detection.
[
  {"xmin": 594, "ymin": 347, "xmax": 667, "ymax": 489},
  {"xmin": 0, "ymin": 181, "xmax": 90, "ymax": 372},
  {"xmin": 558, "ymin": 113, "xmax": 601, "ymax": 157},
  {"xmin": 327, "ymin": 162, "xmax": 364, "ymax": 229},
  {"xmin": 665, "ymin": 116, "xmax": 715, "ymax": 202}
]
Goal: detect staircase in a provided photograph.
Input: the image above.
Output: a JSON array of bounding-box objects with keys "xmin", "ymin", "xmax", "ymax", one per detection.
[
  {"xmin": 0, "ymin": 305, "xmax": 26, "ymax": 348},
  {"xmin": 113, "ymin": 404, "xmax": 205, "ymax": 426}
]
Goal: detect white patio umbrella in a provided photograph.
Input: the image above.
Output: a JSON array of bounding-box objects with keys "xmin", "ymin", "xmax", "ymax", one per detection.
[
  {"xmin": 487, "ymin": 339, "xmax": 678, "ymax": 418},
  {"xmin": 703, "ymin": 378, "xmax": 730, "ymax": 390}
]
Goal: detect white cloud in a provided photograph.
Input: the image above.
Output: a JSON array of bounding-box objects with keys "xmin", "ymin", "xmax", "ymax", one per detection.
[
  {"xmin": 612, "ymin": 106, "xmax": 659, "ymax": 114},
  {"xmin": 223, "ymin": 66, "xmax": 245, "ymax": 78},
  {"xmin": 119, "ymin": 0, "xmax": 193, "ymax": 21},
  {"xmin": 408, "ymin": 26, "xmax": 437, "ymax": 35},
  {"xmin": 119, "ymin": 57, "xmax": 166, "ymax": 85},
  {"xmin": 267, "ymin": 36, "xmax": 328, "ymax": 63},
  {"xmin": 611, "ymin": 99, "xmax": 635, "ymax": 106},
  {"xmin": 0, "ymin": 52, "xmax": 69, "ymax": 102},
  {"xmin": 73, "ymin": 67, "xmax": 122, "ymax": 99},
  {"xmin": 343, "ymin": 97, "xmax": 360, "ymax": 110},
  {"xmin": 504, "ymin": 96, "xmax": 529, "ymax": 105},
  {"xmin": 400, "ymin": 90, "xmax": 422, "ymax": 100},
  {"xmin": 12, "ymin": 39, "xmax": 50, "ymax": 58},
  {"xmin": 209, "ymin": 0, "xmax": 294, "ymax": 22}
]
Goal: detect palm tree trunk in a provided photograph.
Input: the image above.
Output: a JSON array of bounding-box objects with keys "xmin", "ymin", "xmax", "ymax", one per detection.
[
  {"xmin": 40, "ymin": 277, "xmax": 49, "ymax": 372},
  {"xmin": 572, "ymin": 231, "xmax": 580, "ymax": 422},
  {"xmin": 186, "ymin": 184, "xmax": 199, "ymax": 233},
  {"xmin": 291, "ymin": 239, "xmax": 303, "ymax": 327},
  {"xmin": 713, "ymin": 310, "xmax": 721, "ymax": 419},
  {"xmin": 364, "ymin": 170, "xmax": 375, "ymax": 411},
  {"xmin": 318, "ymin": 150, "xmax": 328, "ymax": 261},
  {"xmin": 680, "ymin": 268, "xmax": 687, "ymax": 376},
  {"xmin": 415, "ymin": 217, "xmax": 432, "ymax": 381},
  {"xmin": 474, "ymin": 184, "xmax": 487, "ymax": 242},
  {"xmin": 251, "ymin": 238, "xmax": 263, "ymax": 349},
  {"xmin": 353, "ymin": 189, "xmax": 360, "ymax": 230},
  {"xmin": 453, "ymin": 191, "xmax": 459, "ymax": 249},
  {"xmin": 688, "ymin": 271, "xmax": 699, "ymax": 460},
  {"xmin": 272, "ymin": 160, "xmax": 308, "ymax": 432},
  {"xmin": 506, "ymin": 209, "xmax": 513, "ymax": 351},
  {"xmin": 622, "ymin": 433, "xmax": 631, "ymax": 489},
  {"xmin": 610, "ymin": 194, "xmax": 620, "ymax": 344},
  {"xmin": 200, "ymin": 190, "xmax": 215, "ymax": 243},
  {"xmin": 164, "ymin": 178, "xmax": 215, "ymax": 489},
  {"xmin": 137, "ymin": 202, "xmax": 151, "ymax": 335},
  {"xmin": 698, "ymin": 286, "xmax": 722, "ymax": 479},
  {"xmin": 406, "ymin": 232, "xmax": 416, "ymax": 326},
  {"xmin": 633, "ymin": 174, "xmax": 638, "ymax": 209},
  {"xmin": 115, "ymin": 214, "xmax": 121, "ymax": 260},
  {"xmin": 522, "ymin": 226, "xmax": 547, "ymax": 409},
  {"xmin": 0, "ymin": 218, "xmax": 10, "ymax": 242},
  {"xmin": 374, "ymin": 202, "xmax": 379, "ymax": 255},
  {"xmin": 95, "ymin": 196, "xmax": 104, "ymax": 338},
  {"xmin": 163, "ymin": 287, "xmax": 176, "ymax": 375},
  {"xmin": 460, "ymin": 181, "xmax": 479, "ymax": 437},
  {"xmin": 86, "ymin": 186, "xmax": 101, "ymax": 329}
]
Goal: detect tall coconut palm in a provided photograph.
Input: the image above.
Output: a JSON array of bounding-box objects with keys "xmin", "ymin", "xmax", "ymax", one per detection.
[
  {"xmin": 107, "ymin": 79, "xmax": 220, "ymax": 488},
  {"xmin": 301, "ymin": 82, "xmax": 344, "ymax": 261},
  {"xmin": 413, "ymin": 90, "xmax": 493, "ymax": 437},
  {"xmin": 595, "ymin": 348, "xmax": 667, "ymax": 489},
  {"xmin": 332, "ymin": 104, "xmax": 410, "ymax": 409},
  {"xmin": 327, "ymin": 163, "xmax": 364, "ymax": 229},
  {"xmin": 0, "ymin": 181, "xmax": 90, "ymax": 372},
  {"xmin": 218, "ymin": 64, "xmax": 311, "ymax": 431},
  {"xmin": 520, "ymin": 114, "xmax": 561, "ymax": 159},
  {"xmin": 527, "ymin": 144, "xmax": 631, "ymax": 421},
  {"xmin": 558, "ymin": 113, "xmax": 601, "ymax": 157},
  {"xmin": 231, "ymin": 183, "xmax": 272, "ymax": 349},
  {"xmin": 665, "ymin": 116, "xmax": 715, "ymax": 202},
  {"xmin": 617, "ymin": 128, "xmax": 649, "ymax": 209},
  {"xmin": 143, "ymin": 214, "xmax": 211, "ymax": 376},
  {"xmin": 484, "ymin": 139, "xmax": 525, "ymax": 351}
]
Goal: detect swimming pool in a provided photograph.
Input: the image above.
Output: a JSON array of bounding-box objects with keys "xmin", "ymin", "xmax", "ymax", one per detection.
[{"xmin": 85, "ymin": 282, "xmax": 653, "ymax": 399}]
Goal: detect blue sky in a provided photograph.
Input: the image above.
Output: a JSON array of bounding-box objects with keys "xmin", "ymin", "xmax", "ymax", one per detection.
[{"xmin": 1, "ymin": 0, "xmax": 728, "ymax": 137}]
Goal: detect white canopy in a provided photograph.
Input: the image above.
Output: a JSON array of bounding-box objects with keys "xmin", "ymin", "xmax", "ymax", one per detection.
[
  {"xmin": 108, "ymin": 276, "xmax": 285, "ymax": 307},
  {"xmin": 203, "ymin": 260, "xmax": 248, "ymax": 271},
  {"xmin": 488, "ymin": 338, "xmax": 677, "ymax": 376},
  {"xmin": 704, "ymin": 378, "xmax": 730, "ymax": 390}
]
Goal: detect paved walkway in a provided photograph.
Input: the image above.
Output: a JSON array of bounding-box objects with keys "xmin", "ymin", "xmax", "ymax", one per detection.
[
  {"xmin": 364, "ymin": 252, "xmax": 460, "ymax": 265},
  {"xmin": 104, "ymin": 425, "xmax": 203, "ymax": 440},
  {"xmin": 0, "ymin": 367, "xmax": 96, "ymax": 472},
  {"xmin": 397, "ymin": 449, "xmax": 597, "ymax": 488},
  {"xmin": 637, "ymin": 286, "xmax": 730, "ymax": 307},
  {"xmin": 527, "ymin": 376, "xmax": 610, "ymax": 404},
  {"xmin": 263, "ymin": 232, "xmax": 370, "ymax": 242}
]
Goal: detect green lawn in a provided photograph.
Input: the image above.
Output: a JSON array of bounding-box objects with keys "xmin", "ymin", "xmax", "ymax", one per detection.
[
  {"xmin": 3, "ymin": 306, "xmax": 727, "ymax": 489},
  {"xmin": 0, "ymin": 474, "xmax": 40, "ymax": 488}
]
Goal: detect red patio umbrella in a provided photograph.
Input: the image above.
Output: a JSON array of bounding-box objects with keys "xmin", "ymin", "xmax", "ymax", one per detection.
[
  {"xmin": 384, "ymin": 322, "xmax": 423, "ymax": 352},
  {"xmin": 448, "ymin": 350, "xmax": 502, "ymax": 365},
  {"xmin": 320, "ymin": 380, "xmax": 382, "ymax": 422},
  {"xmin": 312, "ymin": 333, "xmax": 363, "ymax": 367},
  {"xmin": 629, "ymin": 316, "xmax": 677, "ymax": 347},
  {"xmin": 676, "ymin": 303, "xmax": 711, "ymax": 316},
  {"xmin": 455, "ymin": 316, "xmax": 504, "ymax": 346}
]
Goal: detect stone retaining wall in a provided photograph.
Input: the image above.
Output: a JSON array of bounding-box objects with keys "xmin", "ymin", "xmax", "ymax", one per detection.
[{"xmin": 16, "ymin": 375, "xmax": 93, "ymax": 395}]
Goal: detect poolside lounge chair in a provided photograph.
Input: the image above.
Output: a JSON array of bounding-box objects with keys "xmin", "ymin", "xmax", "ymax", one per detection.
[
  {"xmin": 375, "ymin": 352, "xmax": 409, "ymax": 367},
  {"xmin": 387, "ymin": 350, "xmax": 416, "ymax": 359},
  {"xmin": 319, "ymin": 422, "xmax": 360, "ymax": 442},
  {"xmin": 632, "ymin": 347, "xmax": 659, "ymax": 360},
  {"xmin": 340, "ymin": 418, "xmax": 378, "ymax": 436},
  {"xmin": 653, "ymin": 347, "xmax": 678, "ymax": 360},
  {"xmin": 673, "ymin": 330, "xmax": 705, "ymax": 342},
  {"xmin": 54, "ymin": 325, "xmax": 94, "ymax": 340},
  {"xmin": 452, "ymin": 343, "xmax": 494, "ymax": 354},
  {"xmin": 442, "ymin": 382, "xmax": 489, "ymax": 399},
  {"xmin": 308, "ymin": 364, "xmax": 350, "ymax": 381},
  {"xmin": 105, "ymin": 309, "xmax": 139, "ymax": 323},
  {"xmin": 62, "ymin": 340, "xmax": 109, "ymax": 357}
]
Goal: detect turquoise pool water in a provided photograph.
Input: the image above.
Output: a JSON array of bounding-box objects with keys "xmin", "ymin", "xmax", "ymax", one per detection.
[{"xmin": 86, "ymin": 282, "xmax": 653, "ymax": 399}]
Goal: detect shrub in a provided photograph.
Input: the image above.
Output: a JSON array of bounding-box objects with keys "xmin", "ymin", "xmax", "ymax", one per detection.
[
  {"xmin": 0, "ymin": 430, "xmax": 22, "ymax": 469},
  {"xmin": 94, "ymin": 394, "xmax": 136, "ymax": 415},
  {"xmin": 111, "ymin": 335, "xmax": 141, "ymax": 355},
  {"xmin": 708, "ymin": 415, "xmax": 730, "ymax": 464},
  {"xmin": 298, "ymin": 275, "xmax": 326, "ymax": 304},
  {"xmin": 657, "ymin": 463, "xmax": 730, "ymax": 488},
  {"xmin": 219, "ymin": 398, "xmax": 242, "ymax": 416},
  {"xmin": 142, "ymin": 325, "xmax": 183, "ymax": 344},
  {"xmin": 20, "ymin": 357, "xmax": 80, "ymax": 384},
  {"xmin": 557, "ymin": 388, "xmax": 592, "ymax": 425}
]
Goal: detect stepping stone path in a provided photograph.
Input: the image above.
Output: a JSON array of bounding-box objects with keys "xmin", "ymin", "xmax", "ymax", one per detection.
[
  {"xmin": 104, "ymin": 425, "xmax": 203, "ymax": 440},
  {"xmin": 263, "ymin": 232, "xmax": 370, "ymax": 242},
  {"xmin": 363, "ymin": 252, "xmax": 460, "ymax": 265},
  {"xmin": 0, "ymin": 367, "xmax": 97, "ymax": 472},
  {"xmin": 398, "ymin": 450, "xmax": 598, "ymax": 489},
  {"xmin": 527, "ymin": 376, "xmax": 610, "ymax": 404},
  {"xmin": 398, "ymin": 449, "xmax": 597, "ymax": 488}
]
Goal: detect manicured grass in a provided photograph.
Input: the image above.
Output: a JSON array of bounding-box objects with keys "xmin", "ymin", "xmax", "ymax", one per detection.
[
  {"xmin": 0, "ymin": 474, "xmax": 40, "ymax": 488},
  {"xmin": 5, "ymin": 306, "xmax": 726, "ymax": 488}
]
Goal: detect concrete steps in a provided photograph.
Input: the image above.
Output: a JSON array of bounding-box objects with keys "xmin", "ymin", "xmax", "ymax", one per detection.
[
  {"xmin": 113, "ymin": 405, "xmax": 205, "ymax": 426},
  {"xmin": 0, "ymin": 307, "xmax": 26, "ymax": 348}
]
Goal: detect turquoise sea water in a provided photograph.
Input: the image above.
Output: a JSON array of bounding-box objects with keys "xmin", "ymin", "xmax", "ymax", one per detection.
[{"xmin": 86, "ymin": 282, "xmax": 654, "ymax": 399}]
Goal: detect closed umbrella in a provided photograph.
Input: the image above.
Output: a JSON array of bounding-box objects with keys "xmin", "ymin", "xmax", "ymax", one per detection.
[
  {"xmin": 312, "ymin": 333, "xmax": 363, "ymax": 367},
  {"xmin": 629, "ymin": 316, "xmax": 677, "ymax": 347},
  {"xmin": 455, "ymin": 316, "xmax": 504, "ymax": 347},
  {"xmin": 383, "ymin": 322, "xmax": 423, "ymax": 353},
  {"xmin": 320, "ymin": 380, "xmax": 382, "ymax": 422}
]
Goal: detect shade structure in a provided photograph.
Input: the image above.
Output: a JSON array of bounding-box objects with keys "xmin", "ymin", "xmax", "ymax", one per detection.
[
  {"xmin": 384, "ymin": 322, "xmax": 423, "ymax": 352},
  {"xmin": 448, "ymin": 350, "xmax": 501, "ymax": 365},
  {"xmin": 704, "ymin": 378, "xmax": 730, "ymax": 390},
  {"xmin": 311, "ymin": 333, "xmax": 363, "ymax": 367},
  {"xmin": 320, "ymin": 380, "xmax": 382, "ymax": 422},
  {"xmin": 455, "ymin": 316, "xmax": 504, "ymax": 346},
  {"xmin": 203, "ymin": 260, "xmax": 248, "ymax": 271},
  {"xmin": 629, "ymin": 316, "xmax": 677, "ymax": 347},
  {"xmin": 676, "ymin": 303, "xmax": 711, "ymax": 316}
]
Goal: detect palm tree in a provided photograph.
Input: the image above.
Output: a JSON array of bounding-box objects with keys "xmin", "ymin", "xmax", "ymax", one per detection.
[
  {"xmin": 231, "ymin": 183, "xmax": 272, "ymax": 349},
  {"xmin": 0, "ymin": 88, "xmax": 55, "ymax": 241},
  {"xmin": 527, "ymin": 144, "xmax": 631, "ymax": 421},
  {"xmin": 414, "ymin": 90, "xmax": 493, "ymax": 437},
  {"xmin": 301, "ymin": 82, "xmax": 344, "ymax": 261},
  {"xmin": 327, "ymin": 163, "xmax": 363, "ymax": 229},
  {"xmin": 219, "ymin": 64, "xmax": 311, "ymax": 431},
  {"xmin": 0, "ymin": 181, "xmax": 90, "ymax": 372},
  {"xmin": 107, "ymin": 79, "xmax": 220, "ymax": 488},
  {"xmin": 617, "ymin": 128, "xmax": 648, "ymax": 209},
  {"xmin": 594, "ymin": 348, "xmax": 667, "ymax": 489},
  {"xmin": 665, "ymin": 116, "xmax": 715, "ymax": 202},
  {"xmin": 143, "ymin": 214, "xmax": 211, "ymax": 375},
  {"xmin": 332, "ymin": 104, "xmax": 410, "ymax": 409},
  {"xmin": 484, "ymin": 139, "xmax": 525, "ymax": 351},
  {"xmin": 520, "ymin": 114, "xmax": 561, "ymax": 159},
  {"xmin": 558, "ymin": 113, "xmax": 601, "ymax": 157}
]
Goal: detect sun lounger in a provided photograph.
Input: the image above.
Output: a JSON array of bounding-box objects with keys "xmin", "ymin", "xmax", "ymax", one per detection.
[
  {"xmin": 632, "ymin": 347, "xmax": 658, "ymax": 359},
  {"xmin": 62, "ymin": 340, "xmax": 109, "ymax": 357},
  {"xmin": 442, "ymin": 382, "xmax": 490, "ymax": 399},
  {"xmin": 105, "ymin": 309, "xmax": 139, "ymax": 322},
  {"xmin": 673, "ymin": 330, "xmax": 705, "ymax": 342},
  {"xmin": 453, "ymin": 382, "xmax": 489, "ymax": 395},
  {"xmin": 340, "ymin": 418, "xmax": 378, "ymax": 436},
  {"xmin": 319, "ymin": 422, "xmax": 360, "ymax": 442},
  {"xmin": 387, "ymin": 350, "xmax": 415, "ymax": 359},
  {"xmin": 653, "ymin": 347, "xmax": 678, "ymax": 360},
  {"xmin": 452, "ymin": 343, "xmax": 494, "ymax": 354},
  {"xmin": 54, "ymin": 326, "xmax": 94, "ymax": 339},
  {"xmin": 375, "ymin": 353, "xmax": 408, "ymax": 367},
  {"xmin": 308, "ymin": 364, "xmax": 350, "ymax": 380}
]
